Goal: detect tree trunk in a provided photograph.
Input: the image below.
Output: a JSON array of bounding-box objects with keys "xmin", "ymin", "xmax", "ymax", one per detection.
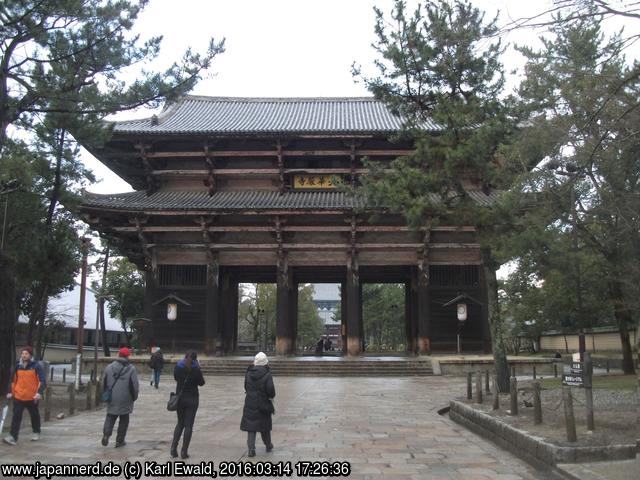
[
  {"xmin": 100, "ymin": 247, "xmax": 111, "ymax": 356},
  {"xmin": 607, "ymin": 278, "xmax": 636, "ymax": 375},
  {"xmin": 481, "ymin": 247, "xmax": 510, "ymax": 392},
  {"xmin": 34, "ymin": 284, "xmax": 49, "ymax": 359},
  {"xmin": 0, "ymin": 250, "xmax": 16, "ymax": 396}
]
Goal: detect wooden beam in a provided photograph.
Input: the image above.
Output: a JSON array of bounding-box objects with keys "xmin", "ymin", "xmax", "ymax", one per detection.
[
  {"xmin": 141, "ymin": 149, "xmax": 413, "ymax": 158},
  {"xmin": 151, "ymin": 168, "xmax": 370, "ymax": 176},
  {"xmin": 108, "ymin": 224, "xmax": 470, "ymax": 233},
  {"xmin": 146, "ymin": 242, "xmax": 425, "ymax": 250}
]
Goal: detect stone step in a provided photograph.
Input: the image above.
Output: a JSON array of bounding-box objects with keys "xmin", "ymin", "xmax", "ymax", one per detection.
[{"xmin": 198, "ymin": 360, "xmax": 433, "ymax": 376}]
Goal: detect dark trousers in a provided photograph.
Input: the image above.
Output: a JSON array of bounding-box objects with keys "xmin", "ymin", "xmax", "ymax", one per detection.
[
  {"xmin": 10, "ymin": 400, "xmax": 41, "ymax": 440},
  {"xmin": 247, "ymin": 431, "xmax": 272, "ymax": 449},
  {"xmin": 171, "ymin": 400, "xmax": 198, "ymax": 454},
  {"xmin": 103, "ymin": 414, "xmax": 130, "ymax": 443}
]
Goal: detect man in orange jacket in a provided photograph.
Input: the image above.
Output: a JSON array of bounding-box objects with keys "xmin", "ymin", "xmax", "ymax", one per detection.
[{"xmin": 3, "ymin": 346, "xmax": 46, "ymax": 445}]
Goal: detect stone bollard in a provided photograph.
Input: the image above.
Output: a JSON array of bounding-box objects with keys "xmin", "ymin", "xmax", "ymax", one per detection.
[
  {"xmin": 485, "ymin": 370, "xmax": 490, "ymax": 394},
  {"xmin": 492, "ymin": 375, "xmax": 499, "ymax": 410},
  {"xmin": 95, "ymin": 378, "xmax": 103, "ymax": 407},
  {"xmin": 62, "ymin": 368, "xmax": 66, "ymax": 383},
  {"xmin": 533, "ymin": 365, "xmax": 537, "ymax": 380},
  {"xmin": 509, "ymin": 376, "xmax": 518, "ymax": 416},
  {"xmin": 44, "ymin": 386, "xmax": 52, "ymax": 422},
  {"xmin": 50, "ymin": 367, "xmax": 54, "ymax": 382},
  {"xmin": 474, "ymin": 370, "xmax": 483, "ymax": 404},
  {"xmin": 68, "ymin": 384, "xmax": 75, "ymax": 415},
  {"xmin": 467, "ymin": 372, "xmax": 473, "ymax": 400},
  {"xmin": 533, "ymin": 381, "xmax": 542, "ymax": 425}
]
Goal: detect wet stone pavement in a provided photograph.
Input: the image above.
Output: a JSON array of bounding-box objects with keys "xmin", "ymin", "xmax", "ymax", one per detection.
[{"xmin": 0, "ymin": 375, "xmax": 562, "ymax": 479}]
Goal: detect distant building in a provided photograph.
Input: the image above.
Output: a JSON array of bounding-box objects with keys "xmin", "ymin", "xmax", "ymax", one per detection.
[
  {"xmin": 313, "ymin": 284, "xmax": 341, "ymax": 350},
  {"xmin": 17, "ymin": 283, "xmax": 125, "ymax": 349}
]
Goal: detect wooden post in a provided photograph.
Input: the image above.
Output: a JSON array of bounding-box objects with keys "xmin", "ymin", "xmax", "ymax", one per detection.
[
  {"xmin": 68, "ymin": 384, "xmax": 75, "ymax": 415},
  {"xmin": 606, "ymin": 359, "xmax": 610, "ymax": 374},
  {"xmin": 44, "ymin": 386, "xmax": 52, "ymax": 422},
  {"xmin": 533, "ymin": 381, "xmax": 542, "ymax": 425},
  {"xmin": 533, "ymin": 365, "xmax": 537, "ymax": 380},
  {"xmin": 584, "ymin": 353, "xmax": 595, "ymax": 431},
  {"xmin": 511, "ymin": 365, "xmax": 516, "ymax": 378},
  {"xmin": 50, "ymin": 367, "xmax": 54, "ymax": 382},
  {"xmin": 485, "ymin": 370, "xmax": 490, "ymax": 394},
  {"xmin": 475, "ymin": 370, "xmax": 483, "ymax": 404},
  {"xmin": 509, "ymin": 376, "xmax": 518, "ymax": 415},
  {"xmin": 62, "ymin": 368, "xmax": 66, "ymax": 383},
  {"xmin": 562, "ymin": 386, "xmax": 577, "ymax": 442},
  {"xmin": 492, "ymin": 375, "xmax": 500, "ymax": 410},
  {"xmin": 86, "ymin": 382, "xmax": 95, "ymax": 411},
  {"xmin": 554, "ymin": 363, "xmax": 558, "ymax": 378},
  {"xmin": 95, "ymin": 378, "xmax": 103, "ymax": 407},
  {"xmin": 467, "ymin": 372, "xmax": 473, "ymax": 400}
]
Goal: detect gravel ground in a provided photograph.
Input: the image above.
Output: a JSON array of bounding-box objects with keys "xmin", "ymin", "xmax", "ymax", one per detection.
[{"xmin": 460, "ymin": 382, "xmax": 639, "ymax": 447}]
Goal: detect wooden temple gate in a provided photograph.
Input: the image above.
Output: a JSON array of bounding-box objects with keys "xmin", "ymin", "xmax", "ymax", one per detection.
[{"xmin": 80, "ymin": 96, "xmax": 492, "ymax": 355}]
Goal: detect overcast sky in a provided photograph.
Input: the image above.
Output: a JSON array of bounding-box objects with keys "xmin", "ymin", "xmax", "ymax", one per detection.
[{"xmin": 84, "ymin": 0, "xmax": 638, "ymax": 193}]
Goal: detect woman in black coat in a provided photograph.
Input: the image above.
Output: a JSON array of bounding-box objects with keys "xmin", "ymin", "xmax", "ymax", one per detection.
[
  {"xmin": 240, "ymin": 352, "xmax": 275, "ymax": 457},
  {"xmin": 171, "ymin": 351, "xmax": 205, "ymax": 459}
]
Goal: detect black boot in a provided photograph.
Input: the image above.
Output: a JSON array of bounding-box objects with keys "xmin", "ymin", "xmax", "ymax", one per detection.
[
  {"xmin": 181, "ymin": 427, "xmax": 192, "ymax": 459},
  {"xmin": 171, "ymin": 424, "xmax": 182, "ymax": 458}
]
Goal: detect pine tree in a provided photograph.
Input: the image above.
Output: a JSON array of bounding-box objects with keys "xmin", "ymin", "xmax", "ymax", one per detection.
[{"xmin": 355, "ymin": 0, "xmax": 515, "ymax": 390}]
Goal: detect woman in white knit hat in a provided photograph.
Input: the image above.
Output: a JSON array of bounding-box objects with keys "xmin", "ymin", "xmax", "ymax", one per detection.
[{"xmin": 240, "ymin": 352, "xmax": 275, "ymax": 457}]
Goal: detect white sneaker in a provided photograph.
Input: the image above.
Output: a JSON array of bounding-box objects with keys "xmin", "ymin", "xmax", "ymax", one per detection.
[
  {"xmin": 3, "ymin": 436, "xmax": 17, "ymax": 445},
  {"xmin": 31, "ymin": 433, "xmax": 40, "ymax": 441}
]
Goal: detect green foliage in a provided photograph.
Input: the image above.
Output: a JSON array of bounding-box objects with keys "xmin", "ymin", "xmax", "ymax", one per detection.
[
  {"xmin": 0, "ymin": 0, "xmax": 225, "ymax": 151},
  {"xmin": 355, "ymin": 0, "xmax": 513, "ymax": 229},
  {"xmin": 237, "ymin": 283, "xmax": 323, "ymax": 351},
  {"xmin": 103, "ymin": 257, "xmax": 145, "ymax": 343},
  {"xmin": 363, "ymin": 284, "xmax": 405, "ymax": 351},
  {"xmin": 511, "ymin": 4, "xmax": 640, "ymax": 371},
  {"xmin": 297, "ymin": 284, "xmax": 324, "ymax": 349}
]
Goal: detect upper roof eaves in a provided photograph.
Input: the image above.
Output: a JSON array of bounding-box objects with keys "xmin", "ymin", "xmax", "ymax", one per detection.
[{"xmin": 112, "ymin": 95, "xmax": 440, "ymax": 136}]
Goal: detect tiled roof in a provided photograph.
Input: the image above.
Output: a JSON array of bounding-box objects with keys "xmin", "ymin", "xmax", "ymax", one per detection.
[
  {"xmin": 83, "ymin": 190, "xmax": 366, "ymax": 211},
  {"xmin": 113, "ymin": 96, "xmax": 441, "ymax": 135},
  {"xmin": 83, "ymin": 189, "xmax": 499, "ymax": 212}
]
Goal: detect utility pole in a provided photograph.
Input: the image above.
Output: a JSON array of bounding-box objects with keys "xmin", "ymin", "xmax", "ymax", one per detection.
[{"xmin": 76, "ymin": 237, "xmax": 90, "ymax": 391}]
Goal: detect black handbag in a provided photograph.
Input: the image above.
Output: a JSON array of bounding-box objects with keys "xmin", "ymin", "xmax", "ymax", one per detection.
[
  {"xmin": 167, "ymin": 372, "xmax": 189, "ymax": 411},
  {"xmin": 166, "ymin": 391, "xmax": 181, "ymax": 411}
]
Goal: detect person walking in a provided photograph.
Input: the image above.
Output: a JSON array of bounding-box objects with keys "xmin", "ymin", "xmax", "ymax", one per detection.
[
  {"xmin": 149, "ymin": 347, "xmax": 164, "ymax": 388},
  {"xmin": 240, "ymin": 352, "xmax": 275, "ymax": 457},
  {"xmin": 170, "ymin": 351, "xmax": 205, "ymax": 459},
  {"xmin": 3, "ymin": 346, "xmax": 46, "ymax": 445},
  {"xmin": 101, "ymin": 347, "xmax": 139, "ymax": 448}
]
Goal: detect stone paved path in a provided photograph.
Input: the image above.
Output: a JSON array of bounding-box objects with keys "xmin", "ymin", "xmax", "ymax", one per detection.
[{"xmin": 0, "ymin": 375, "xmax": 561, "ymax": 479}]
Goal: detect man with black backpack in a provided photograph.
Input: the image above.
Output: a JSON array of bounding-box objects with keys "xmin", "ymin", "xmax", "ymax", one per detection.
[{"xmin": 101, "ymin": 347, "xmax": 139, "ymax": 448}]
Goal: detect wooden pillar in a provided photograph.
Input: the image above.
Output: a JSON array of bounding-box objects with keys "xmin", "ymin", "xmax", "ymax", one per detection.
[
  {"xmin": 417, "ymin": 269, "xmax": 431, "ymax": 354},
  {"xmin": 290, "ymin": 280, "xmax": 298, "ymax": 351},
  {"xmin": 204, "ymin": 256, "xmax": 220, "ymax": 355},
  {"xmin": 219, "ymin": 276, "xmax": 235, "ymax": 355},
  {"xmin": 345, "ymin": 255, "xmax": 362, "ymax": 356},
  {"xmin": 143, "ymin": 270, "xmax": 158, "ymax": 347},
  {"xmin": 276, "ymin": 264, "xmax": 294, "ymax": 355}
]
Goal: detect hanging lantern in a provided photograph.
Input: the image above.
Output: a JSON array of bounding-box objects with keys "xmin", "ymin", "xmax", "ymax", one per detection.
[
  {"xmin": 167, "ymin": 303, "xmax": 178, "ymax": 321},
  {"xmin": 456, "ymin": 303, "xmax": 468, "ymax": 322}
]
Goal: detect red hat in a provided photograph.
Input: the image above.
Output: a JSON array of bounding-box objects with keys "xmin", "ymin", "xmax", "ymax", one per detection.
[
  {"xmin": 118, "ymin": 347, "xmax": 131, "ymax": 357},
  {"xmin": 22, "ymin": 346, "xmax": 33, "ymax": 356}
]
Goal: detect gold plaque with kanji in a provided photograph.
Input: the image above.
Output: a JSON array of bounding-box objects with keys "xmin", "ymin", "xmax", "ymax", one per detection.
[{"xmin": 293, "ymin": 175, "xmax": 343, "ymax": 189}]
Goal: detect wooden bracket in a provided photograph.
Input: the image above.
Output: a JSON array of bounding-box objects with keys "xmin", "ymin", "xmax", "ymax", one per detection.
[
  {"xmin": 136, "ymin": 142, "xmax": 158, "ymax": 195},
  {"xmin": 133, "ymin": 216, "xmax": 154, "ymax": 274},
  {"xmin": 204, "ymin": 141, "xmax": 216, "ymax": 196},
  {"xmin": 276, "ymin": 140, "xmax": 285, "ymax": 195}
]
